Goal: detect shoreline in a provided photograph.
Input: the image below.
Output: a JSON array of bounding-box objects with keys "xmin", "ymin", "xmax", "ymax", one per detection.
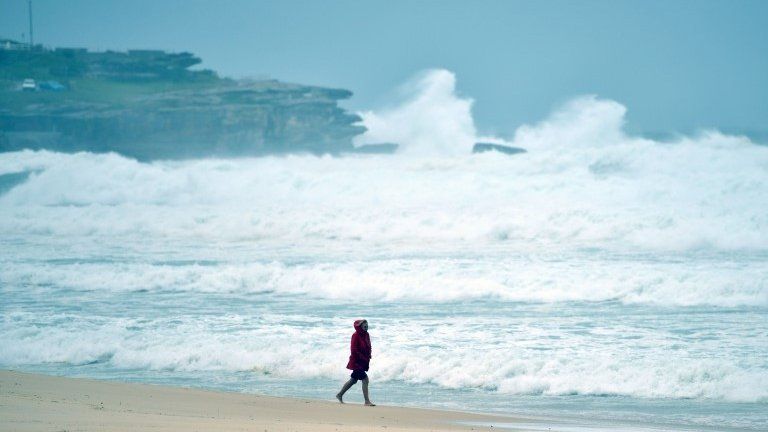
[{"xmin": 1, "ymin": 369, "xmax": 530, "ymax": 431}]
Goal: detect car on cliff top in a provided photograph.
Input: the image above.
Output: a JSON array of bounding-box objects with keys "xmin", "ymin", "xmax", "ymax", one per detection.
[{"xmin": 21, "ymin": 78, "xmax": 37, "ymax": 91}]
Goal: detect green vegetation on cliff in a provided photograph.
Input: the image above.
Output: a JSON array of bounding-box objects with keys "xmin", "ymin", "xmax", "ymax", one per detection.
[{"xmin": 0, "ymin": 42, "xmax": 365, "ymax": 159}]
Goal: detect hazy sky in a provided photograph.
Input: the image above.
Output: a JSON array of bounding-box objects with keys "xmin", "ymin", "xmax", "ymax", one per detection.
[{"xmin": 2, "ymin": 0, "xmax": 766, "ymax": 137}]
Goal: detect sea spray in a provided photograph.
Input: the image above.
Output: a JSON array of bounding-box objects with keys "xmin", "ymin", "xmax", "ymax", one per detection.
[
  {"xmin": 354, "ymin": 69, "xmax": 503, "ymax": 155},
  {"xmin": 2, "ymin": 122, "xmax": 766, "ymax": 252}
]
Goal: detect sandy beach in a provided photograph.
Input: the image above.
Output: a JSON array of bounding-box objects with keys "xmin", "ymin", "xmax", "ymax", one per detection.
[{"xmin": 0, "ymin": 370, "xmax": 529, "ymax": 432}]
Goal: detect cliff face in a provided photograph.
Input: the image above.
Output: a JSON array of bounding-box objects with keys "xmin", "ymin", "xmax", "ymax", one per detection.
[
  {"xmin": 0, "ymin": 45, "xmax": 365, "ymax": 160},
  {"xmin": 0, "ymin": 80, "xmax": 366, "ymax": 160}
]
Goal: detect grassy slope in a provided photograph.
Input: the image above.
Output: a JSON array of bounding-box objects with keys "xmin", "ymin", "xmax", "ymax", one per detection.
[
  {"xmin": 1, "ymin": 48, "xmax": 223, "ymax": 110},
  {"xmin": 0, "ymin": 77, "xmax": 221, "ymax": 111}
]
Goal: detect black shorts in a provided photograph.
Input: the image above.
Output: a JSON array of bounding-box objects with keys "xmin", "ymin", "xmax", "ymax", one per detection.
[{"xmin": 350, "ymin": 370, "xmax": 368, "ymax": 380}]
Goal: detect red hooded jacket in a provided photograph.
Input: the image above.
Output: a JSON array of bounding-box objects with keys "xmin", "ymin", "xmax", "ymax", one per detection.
[{"xmin": 346, "ymin": 319, "xmax": 372, "ymax": 371}]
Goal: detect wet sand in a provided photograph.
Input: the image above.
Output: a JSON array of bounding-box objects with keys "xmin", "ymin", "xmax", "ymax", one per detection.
[{"xmin": 0, "ymin": 370, "xmax": 529, "ymax": 431}]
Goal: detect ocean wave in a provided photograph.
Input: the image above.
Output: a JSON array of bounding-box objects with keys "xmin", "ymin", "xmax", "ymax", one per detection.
[
  {"xmin": 1, "ymin": 312, "xmax": 765, "ymax": 403},
  {"xmin": 1, "ymin": 131, "xmax": 767, "ymax": 254},
  {"xmin": 2, "ymin": 259, "xmax": 766, "ymax": 307}
]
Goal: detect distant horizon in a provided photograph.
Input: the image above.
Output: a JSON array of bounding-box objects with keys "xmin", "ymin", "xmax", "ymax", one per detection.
[{"xmin": 2, "ymin": 0, "xmax": 767, "ymax": 141}]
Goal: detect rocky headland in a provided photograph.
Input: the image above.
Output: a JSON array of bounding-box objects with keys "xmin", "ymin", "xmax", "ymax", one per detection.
[{"xmin": 0, "ymin": 42, "xmax": 365, "ymax": 160}]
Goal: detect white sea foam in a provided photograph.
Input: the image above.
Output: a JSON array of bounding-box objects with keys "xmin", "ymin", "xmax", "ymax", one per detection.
[
  {"xmin": 2, "ymin": 259, "xmax": 766, "ymax": 306},
  {"xmin": 1, "ymin": 126, "xmax": 766, "ymax": 252},
  {"xmin": 1, "ymin": 311, "xmax": 766, "ymax": 403}
]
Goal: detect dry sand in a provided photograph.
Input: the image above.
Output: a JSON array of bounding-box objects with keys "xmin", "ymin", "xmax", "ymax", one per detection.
[{"xmin": 0, "ymin": 370, "xmax": 531, "ymax": 432}]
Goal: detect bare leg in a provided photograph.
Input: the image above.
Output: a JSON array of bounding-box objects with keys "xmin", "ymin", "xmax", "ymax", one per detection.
[
  {"xmin": 336, "ymin": 378, "xmax": 357, "ymax": 403},
  {"xmin": 362, "ymin": 378, "xmax": 375, "ymax": 406}
]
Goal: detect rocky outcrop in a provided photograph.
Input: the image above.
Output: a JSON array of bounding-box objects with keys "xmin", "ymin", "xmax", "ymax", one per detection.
[
  {"xmin": 345, "ymin": 143, "xmax": 399, "ymax": 154},
  {"xmin": 472, "ymin": 142, "xmax": 526, "ymax": 155}
]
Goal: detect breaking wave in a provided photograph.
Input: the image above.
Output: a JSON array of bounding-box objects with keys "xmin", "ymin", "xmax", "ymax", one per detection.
[
  {"xmin": 2, "ymin": 259, "xmax": 766, "ymax": 307},
  {"xmin": 1, "ymin": 98, "xmax": 767, "ymax": 253},
  {"xmin": 2, "ymin": 310, "xmax": 766, "ymax": 403}
]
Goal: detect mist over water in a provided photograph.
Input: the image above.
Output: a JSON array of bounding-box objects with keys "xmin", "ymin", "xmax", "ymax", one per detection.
[{"xmin": 2, "ymin": 69, "xmax": 767, "ymax": 430}]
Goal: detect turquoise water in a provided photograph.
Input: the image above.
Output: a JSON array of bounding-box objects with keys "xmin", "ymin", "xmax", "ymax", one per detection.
[{"xmin": 2, "ymin": 98, "xmax": 768, "ymax": 431}]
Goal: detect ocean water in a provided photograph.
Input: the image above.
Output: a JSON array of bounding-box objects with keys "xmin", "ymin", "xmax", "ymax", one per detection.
[{"xmin": 1, "ymin": 71, "xmax": 767, "ymax": 431}]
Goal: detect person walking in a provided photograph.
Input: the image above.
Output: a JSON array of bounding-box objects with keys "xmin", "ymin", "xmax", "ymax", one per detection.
[{"xmin": 336, "ymin": 319, "xmax": 375, "ymax": 406}]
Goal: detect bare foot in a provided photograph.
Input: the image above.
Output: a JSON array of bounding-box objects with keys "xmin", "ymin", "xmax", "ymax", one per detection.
[
  {"xmin": 336, "ymin": 394, "xmax": 344, "ymax": 404},
  {"xmin": 365, "ymin": 401, "xmax": 376, "ymax": 406}
]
